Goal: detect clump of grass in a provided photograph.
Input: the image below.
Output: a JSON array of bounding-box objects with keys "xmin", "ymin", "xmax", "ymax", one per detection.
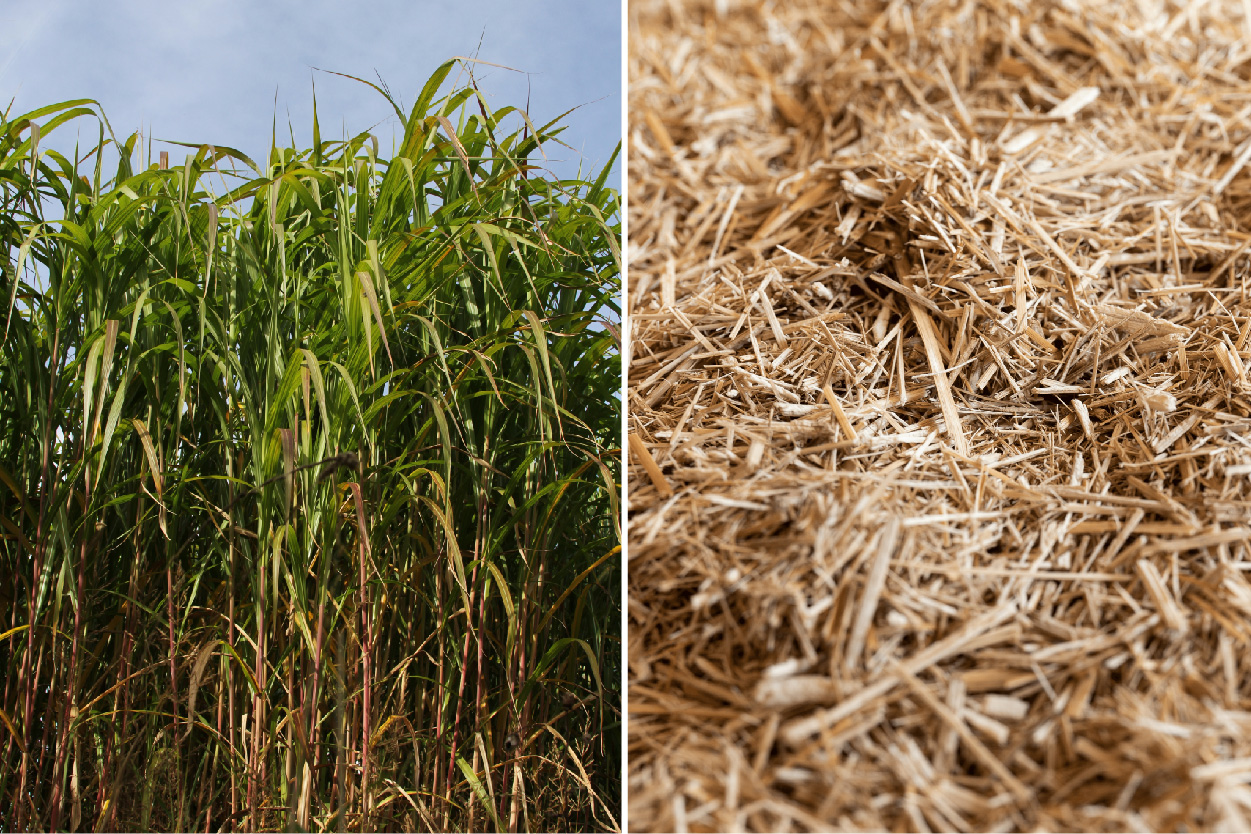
[{"xmin": 0, "ymin": 59, "xmax": 620, "ymax": 832}]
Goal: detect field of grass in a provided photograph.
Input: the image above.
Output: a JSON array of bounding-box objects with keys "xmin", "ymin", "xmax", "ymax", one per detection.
[{"xmin": 0, "ymin": 59, "xmax": 620, "ymax": 832}]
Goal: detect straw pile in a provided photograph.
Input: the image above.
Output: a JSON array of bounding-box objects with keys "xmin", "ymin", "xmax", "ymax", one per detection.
[{"xmin": 626, "ymin": 0, "xmax": 1251, "ymax": 830}]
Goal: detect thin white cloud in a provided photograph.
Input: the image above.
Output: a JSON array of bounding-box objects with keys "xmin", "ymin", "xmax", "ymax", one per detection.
[{"xmin": 0, "ymin": 1, "xmax": 61, "ymax": 93}]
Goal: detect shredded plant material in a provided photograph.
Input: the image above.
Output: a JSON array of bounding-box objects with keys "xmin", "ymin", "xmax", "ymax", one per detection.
[{"xmin": 626, "ymin": 0, "xmax": 1251, "ymax": 830}]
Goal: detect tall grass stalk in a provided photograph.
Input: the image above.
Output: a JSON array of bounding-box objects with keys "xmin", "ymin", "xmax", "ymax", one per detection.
[{"xmin": 0, "ymin": 60, "xmax": 621, "ymax": 832}]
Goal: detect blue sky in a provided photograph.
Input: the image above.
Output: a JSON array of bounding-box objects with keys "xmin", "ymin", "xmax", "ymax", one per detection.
[{"xmin": 0, "ymin": 0, "xmax": 621, "ymax": 189}]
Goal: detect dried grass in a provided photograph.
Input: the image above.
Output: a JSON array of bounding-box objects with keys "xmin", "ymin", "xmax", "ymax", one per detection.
[{"xmin": 626, "ymin": 0, "xmax": 1251, "ymax": 830}]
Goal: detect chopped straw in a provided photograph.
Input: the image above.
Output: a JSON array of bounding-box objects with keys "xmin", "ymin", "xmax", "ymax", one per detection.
[{"xmin": 627, "ymin": 0, "xmax": 1251, "ymax": 830}]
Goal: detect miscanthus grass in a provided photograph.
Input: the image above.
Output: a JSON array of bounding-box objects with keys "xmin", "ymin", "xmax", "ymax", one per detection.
[{"xmin": 0, "ymin": 60, "xmax": 620, "ymax": 832}]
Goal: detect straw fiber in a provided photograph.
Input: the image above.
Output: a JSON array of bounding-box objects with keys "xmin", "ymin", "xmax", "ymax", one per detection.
[{"xmin": 628, "ymin": 0, "xmax": 1251, "ymax": 830}]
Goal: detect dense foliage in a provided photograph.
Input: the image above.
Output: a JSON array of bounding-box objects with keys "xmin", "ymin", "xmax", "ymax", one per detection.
[{"xmin": 0, "ymin": 60, "xmax": 620, "ymax": 832}]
